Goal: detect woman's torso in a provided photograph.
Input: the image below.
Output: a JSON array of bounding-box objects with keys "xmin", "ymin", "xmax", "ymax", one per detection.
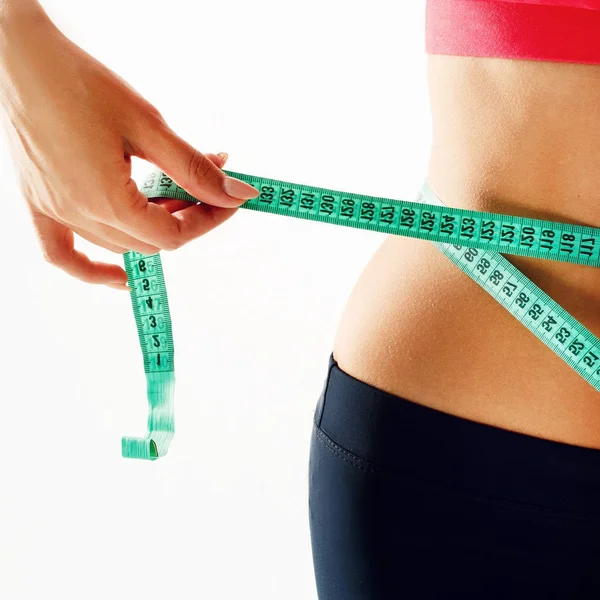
[{"xmin": 333, "ymin": 55, "xmax": 600, "ymax": 450}]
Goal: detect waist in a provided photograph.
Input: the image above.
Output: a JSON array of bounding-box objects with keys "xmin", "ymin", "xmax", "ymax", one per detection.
[
  {"xmin": 334, "ymin": 55, "xmax": 600, "ymax": 449},
  {"xmin": 427, "ymin": 55, "xmax": 600, "ymax": 230}
]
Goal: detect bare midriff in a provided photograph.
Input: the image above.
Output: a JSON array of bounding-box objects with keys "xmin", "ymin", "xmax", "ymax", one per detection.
[{"xmin": 333, "ymin": 55, "xmax": 600, "ymax": 450}]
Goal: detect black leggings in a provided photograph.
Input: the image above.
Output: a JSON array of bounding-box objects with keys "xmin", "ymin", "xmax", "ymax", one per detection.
[{"xmin": 308, "ymin": 354, "xmax": 600, "ymax": 599}]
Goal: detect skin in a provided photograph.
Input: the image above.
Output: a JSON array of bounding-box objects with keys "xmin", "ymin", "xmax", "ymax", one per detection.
[
  {"xmin": 335, "ymin": 55, "xmax": 600, "ymax": 450},
  {"xmin": 0, "ymin": 0, "xmax": 259, "ymax": 291},
  {"xmin": 4, "ymin": 3, "xmax": 599, "ymax": 448}
]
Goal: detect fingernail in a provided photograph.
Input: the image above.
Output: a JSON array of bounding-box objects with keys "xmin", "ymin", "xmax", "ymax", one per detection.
[
  {"xmin": 217, "ymin": 152, "xmax": 228, "ymax": 163},
  {"xmin": 222, "ymin": 176, "xmax": 259, "ymax": 200},
  {"xmin": 108, "ymin": 283, "xmax": 131, "ymax": 292}
]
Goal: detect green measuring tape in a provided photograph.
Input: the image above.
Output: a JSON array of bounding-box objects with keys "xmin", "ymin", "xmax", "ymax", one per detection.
[{"xmin": 121, "ymin": 168, "xmax": 600, "ymax": 460}]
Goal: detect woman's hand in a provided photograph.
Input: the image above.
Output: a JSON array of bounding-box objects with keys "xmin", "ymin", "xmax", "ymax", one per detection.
[{"xmin": 0, "ymin": 7, "xmax": 259, "ymax": 290}]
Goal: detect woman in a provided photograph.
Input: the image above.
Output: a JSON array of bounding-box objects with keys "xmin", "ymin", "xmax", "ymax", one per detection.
[
  {"xmin": 3, "ymin": 0, "xmax": 600, "ymax": 598},
  {"xmin": 311, "ymin": 1, "xmax": 600, "ymax": 597}
]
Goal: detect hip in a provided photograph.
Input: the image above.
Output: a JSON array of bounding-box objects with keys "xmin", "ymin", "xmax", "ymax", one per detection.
[
  {"xmin": 309, "ymin": 353, "xmax": 600, "ymax": 599},
  {"xmin": 333, "ymin": 231, "xmax": 600, "ymax": 450}
]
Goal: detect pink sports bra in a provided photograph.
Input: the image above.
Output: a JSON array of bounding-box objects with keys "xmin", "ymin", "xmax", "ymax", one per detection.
[{"xmin": 426, "ymin": 0, "xmax": 600, "ymax": 64}]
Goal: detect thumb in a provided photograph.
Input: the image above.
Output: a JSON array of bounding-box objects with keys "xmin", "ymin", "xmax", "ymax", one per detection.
[
  {"xmin": 139, "ymin": 122, "xmax": 259, "ymax": 208},
  {"xmin": 152, "ymin": 152, "xmax": 229, "ymax": 214}
]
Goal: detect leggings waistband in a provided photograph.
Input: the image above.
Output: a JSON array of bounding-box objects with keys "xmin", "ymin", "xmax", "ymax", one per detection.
[{"xmin": 314, "ymin": 353, "xmax": 600, "ymax": 519}]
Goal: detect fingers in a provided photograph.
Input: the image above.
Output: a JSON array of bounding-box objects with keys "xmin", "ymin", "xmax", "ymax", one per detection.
[
  {"xmin": 112, "ymin": 184, "xmax": 229, "ymax": 251},
  {"xmin": 33, "ymin": 212, "xmax": 129, "ymax": 288},
  {"xmin": 151, "ymin": 151, "xmax": 239, "ymax": 241},
  {"xmin": 152, "ymin": 152, "xmax": 229, "ymax": 214},
  {"xmin": 30, "ymin": 149, "xmax": 237, "ymax": 290},
  {"xmin": 110, "ymin": 148, "xmax": 242, "ymax": 250},
  {"xmin": 69, "ymin": 217, "xmax": 159, "ymax": 256},
  {"xmin": 134, "ymin": 122, "xmax": 258, "ymax": 208},
  {"xmin": 91, "ymin": 221, "xmax": 160, "ymax": 255},
  {"xmin": 167, "ymin": 203, "xmax": 239, "ymax": 243},
  {"xmin": 70, "ymin": 224, "xmax": 128, "ymax": 254}
]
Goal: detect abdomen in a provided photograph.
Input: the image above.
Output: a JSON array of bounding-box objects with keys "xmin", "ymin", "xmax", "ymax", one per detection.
[{"xmin": 333, "ymin": 55, "xmax": 600, "ymax": 449}]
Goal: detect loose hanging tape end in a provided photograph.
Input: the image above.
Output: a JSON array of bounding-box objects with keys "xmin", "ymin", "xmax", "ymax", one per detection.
[
  {"xmin": 122, "ymin": 436, "xmax": 159, "ymax": 461},
  {"xmin": 121, "ymin": 372, "xmax": 176, "ymax": 460}
]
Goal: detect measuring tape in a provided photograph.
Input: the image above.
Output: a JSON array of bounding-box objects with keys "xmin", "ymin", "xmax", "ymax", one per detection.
[{"xmin": 121, "ymin": 168, "xmax": 600, "ymax": 460}]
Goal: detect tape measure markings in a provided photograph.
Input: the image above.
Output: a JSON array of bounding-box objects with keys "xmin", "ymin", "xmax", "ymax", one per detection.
[
  {"xmin": 413, "ymin": 185, "xmax": 600, "ymax": 388},
  {"xmin": 121, "ymin": 169, "xmax": 600, "ymax": 460},
  {"xmin": 140, "ymin": 171, "xmax": 600, "ymax": 266},
  {"xmin": 122, "ymin": 249, "xmax": 175, "ymax": 460},
  {"xmin": 439, "ymin": 236, "xmax": 600, "ymax": 384}
]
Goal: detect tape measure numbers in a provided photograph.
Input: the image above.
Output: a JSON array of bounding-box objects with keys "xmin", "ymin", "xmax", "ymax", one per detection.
[
  {"xmin": 121, "ymin": 169, "xmax": 600, "ymax": 460},
  {"xmin": 122, "ymin": 250, "xmax": 175, "ymax": 460}
]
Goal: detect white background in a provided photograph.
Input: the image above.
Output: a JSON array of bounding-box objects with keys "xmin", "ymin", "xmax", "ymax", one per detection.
[{"xmin": 0, "ymin": 1, "xmax": 429, "ymax": 598}]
